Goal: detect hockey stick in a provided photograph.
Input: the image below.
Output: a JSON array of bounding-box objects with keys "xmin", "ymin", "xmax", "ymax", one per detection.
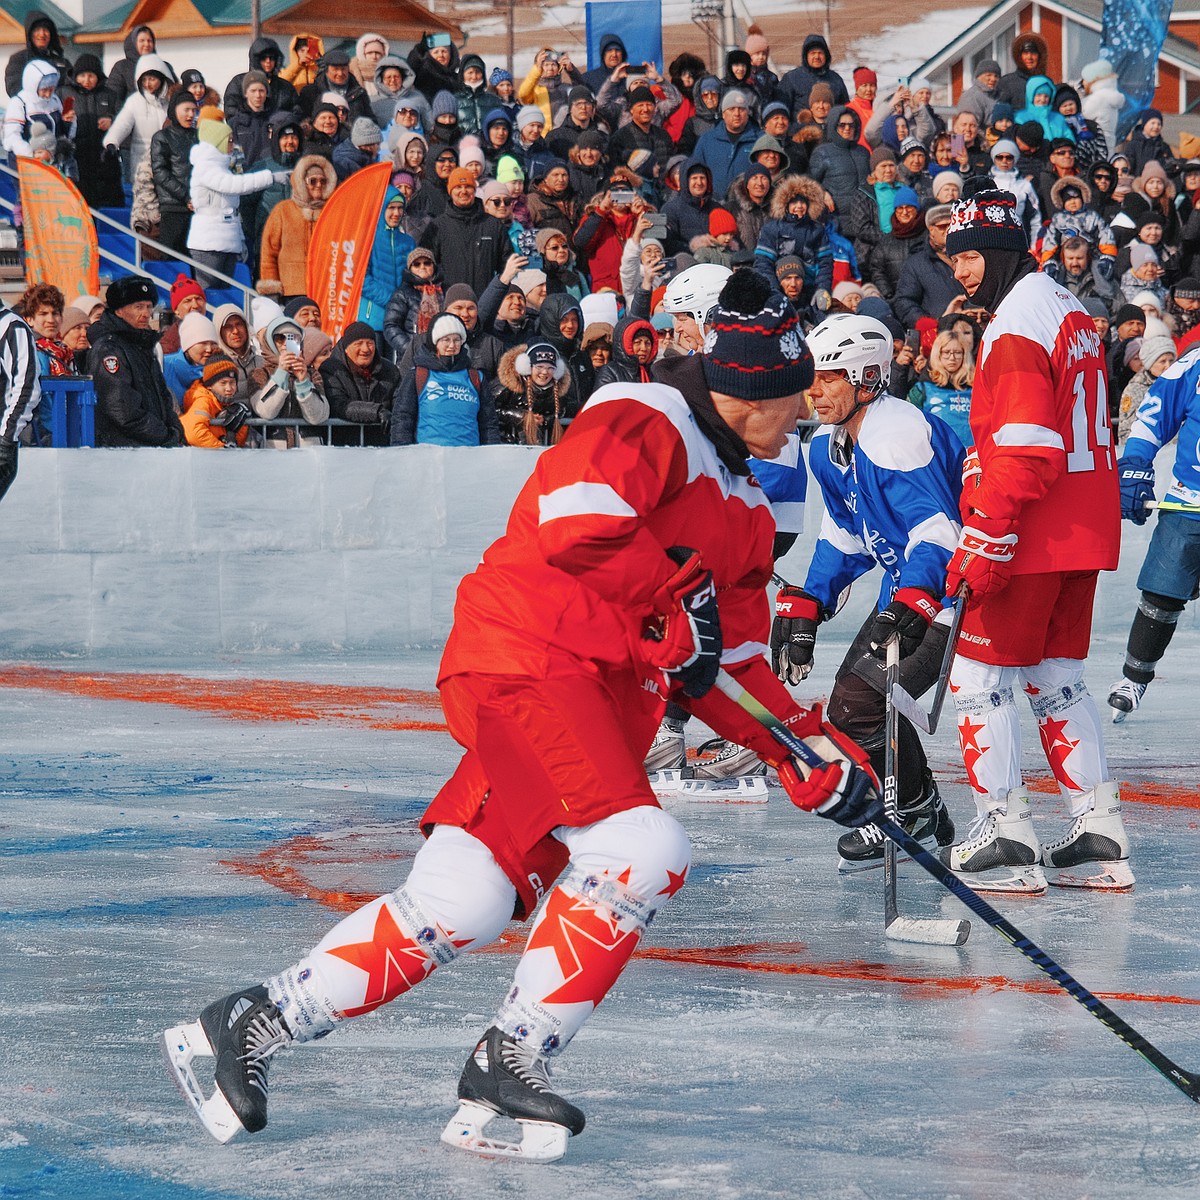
[
  {"xmin": 715, "ymin": 667, "xmax": 1200, "ymax": 1103},
  {"xmin": 1144, "ymin": 499, "xmax": 1200, "ymax": 514},
  {"xmin": 888, "ymin": 591, "xmax": 967, "ymax": 736},
  {"xmin": 882, "ymin": 638, "xmax": 971, "ymax": 946}
]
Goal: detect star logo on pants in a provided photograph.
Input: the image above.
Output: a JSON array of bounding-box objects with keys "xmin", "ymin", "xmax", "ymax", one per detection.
[
  {"xmin": 325, "ymin": 904, "xmax": 437, "ymax": 1017},
  {"xmin": 958, "ymin": 716, "xmax": 989, "ymax": 795},
  {"xmin": 1038, "ymin": 716, "xmax": 1083, "ymax": 792}
]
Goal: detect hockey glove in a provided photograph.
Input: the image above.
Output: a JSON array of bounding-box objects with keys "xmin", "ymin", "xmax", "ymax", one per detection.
[
  {"xmin": 946, "ymin": 517, "xmax": 1017, "ymax": 597},
  {"xmin": 642, "ymin": 546, "xmax": 722, "ymax": 699},
  {"xmin": 867, "ymin": 587, "xmax": 940, "ymax": 658},
  {"xmin": 777, "ymin": 716, "xmax": 883, "ymax": 829},
  {"xmin": 1117, "ymin": 457, "xmax": 1155, "ymax": 526},
  {"xmin": 0, "ymin": 441, "xmax": 15, "ymax": 504},
  {"xmin": 771, "ymin": 587, "xmax": 820, "ymax": 685}
]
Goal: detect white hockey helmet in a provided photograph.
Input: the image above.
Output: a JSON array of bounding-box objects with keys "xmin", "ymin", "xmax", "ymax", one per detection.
[
  {"xmin": 661, "ymin": 263, "xmax": 732, "ymax": 326},
  {"xmin": 805, "ymin": 313, "xmax": 893, "ymax": 396}
]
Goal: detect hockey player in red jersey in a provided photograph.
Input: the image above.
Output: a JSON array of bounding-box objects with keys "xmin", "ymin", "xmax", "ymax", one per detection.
[
  {"xmin": 939, "ymin": 190, "xmax": 1129, "ymax": 895},
  {"xmin": 161, "ymin": 270, "xmax": 883, "ymax": 1161}
]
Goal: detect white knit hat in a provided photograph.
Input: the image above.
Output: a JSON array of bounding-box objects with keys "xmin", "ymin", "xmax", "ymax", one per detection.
[{"xmin": 179, "ymin": 312, "xmax": 219, "ymax": 352}]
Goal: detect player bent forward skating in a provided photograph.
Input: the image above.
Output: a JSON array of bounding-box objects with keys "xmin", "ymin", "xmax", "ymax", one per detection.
[
  {"xmin": 1107, "ymin": 345, "xmax": 1200, "ymax": 722},
  {"xmin": 162, "ymin": 271, "xmax": 883, "ymax": 1161},
  {"xmin": 770, "ymin": 313, "xmax": 965, "ymax": 870},
  {"xmin": 938, "ymin": 190, "xmax": 1131, "ymax": 894}
]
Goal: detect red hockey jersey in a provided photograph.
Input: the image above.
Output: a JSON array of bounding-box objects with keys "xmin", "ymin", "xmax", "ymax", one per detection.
[{"xmin": 968, "ymin": 272, "xmax": 1119, "ymax": 574}]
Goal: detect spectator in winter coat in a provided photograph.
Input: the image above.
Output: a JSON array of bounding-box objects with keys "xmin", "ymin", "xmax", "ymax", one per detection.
[
  {"xmin": 332, "ymin": 117, "xmax": 383, "ymax": 181},
  {"xmin": 1053, "ymin": 84, "xmax": 1108, "ymax": 170},
  {"xmin": 491, "ymin": 340, "xmax": 578, "ymax": 444},
  {"xmin": 300, "ymin": 50, "xmax": 372, "ymax": 121},
  {"xmin": 592, "ymin": 315, "xmax": 658, "ymax": 389},
  {"xmin": 754, "ymin": 175, "xmax": 832, "ymax": 303},
  {"xmin": 251, "ymin": 314, "xmax": 330, "ymax": 446},
  {"xmin": 892, "ymin": 205, "xmax": 965, "ymax": 326},
  {"xmin": 1043, "ymin": 235, "xmax": 1117, "ymax": 303},
  {"xmin": 808, "ymin": 106, "xmax": 870, "ymax": 221},
  {"xmin": 407, "ymin": 33, "xmax": 462, "ymax": 104},
  {"xmin": 863, "ymin": 185, "xmax": 925, "ymax": 299},
  {"xmin": 252, "ymin": 112, "xmax": 304, "ymax": 244},
  {"xmin": 350, "ymin": 32, "xmax": 389, "ymax": 98},
  {"xmin": 188, "ymin": 113, "xmax": 284, "ymax": 288},
  {"xmin": 546, "ymin": 87, "xmax": 605, "ymax": 160},
  {"xmin": 691, "ymin": 90, "xmax": 760, "ymax": 197},
  {"xmin": 779, "ymin": 33, "xmax": 848, "ymax": 111},
  {"xmin": 258, "ymin": 154, "xmax": 337, "ymax": 303},
  {"xmin": 180, "ymin": 357, "xmax": 252, "ymax": 449},
  {"xmin": 360, "ymin": 189, "xmax": 415, "ymax": 331},
  {"xmin": 573, "ymin": 187, "xmax": 638, "ymax": 293},
  {"xmin": 383, "ymin": 246, "xmax": 444, "ymax": 362},
  {"xmin": 320, "ymin": 321, "xmax": 400, "ymax": 446},
  {"xmin": 105, "ymin": 26, "xmax": 172, "ymax": 112},
  {"xmin": 677, "ymin": 77, "xmax": 723, "ymax": 158},
  {"xmin": 996, "ymin": 32, "xmax": 1048, "ymax": 112},
  {"xmin": 163, "ymin": 312, "xmax": 222, "ymax": 405},
  {"xmin": 539, "ymin": 227, "xmax": 588, "ymax": 300},
  {"xmin": 727, "ymin": 164, "xmax": 774, "ymax": 251},
  {"xmin": 1040, "ymin": 175, "xmax": 1116, "ymax": 263},
  {"xmin": 566, "ymin": 131, "xmax": 609, "ymax": 203},
  {"xmin": 391, "ymin": 313, "xmax": 498, "ymax": 446},
  {"xmin": 5, "ymin": 10, "xmax": 71, "ymax": 99},
  {"xmin": 103, "ymin": 54, "xmax": 174, "ymax": 181},
  {"xmin": 149, "ymin": 93, "xmax": 199, "ymax": 256},
  {"xmin": 1079, "ymin": 60, "xmax": 1125, "ymax": 151},
  {"xmin": 373, "ymin": 57, "xmax": 431, "ymax": 130},
  {"xmin": 1120, "ymin": 109, "xmax": 1171, "ymax": 175},
  {"xmin": 61, "ymin": 54, "xmax": 124, "ymax": 208},
  {"xmin": 3, "ymin": 60, "xmax": 72, "ymax": 165},
  {"xmin": 906, "ymin": 330, "xmax": 974, "ymax": 446},
  {"xmin": 583, "ymin": 34, "xmax": 626, "ymax": 93},
  {"xmin": 419, "ymin": 168, "xmax": 511, "ymax": 294},
  {"xmin": 88, "ymin": 275, "xmax": 185, "ymax": 448},
  {"xmin": 525, "ymin": 161, "xmax": 580, "ymax": 239},
  {"xmin": 228, "ymin": 72, "xmax": 274, "ymax": 167},
  {"xmin": 662, "ymin": 161, "xmax": 720, "ymax": 256},
  {"xmin": 605, "ymin": 82, "xmax": 678, "ymax": 171},
  {"xmin": 988, "ymin": 139, "xmax": 1042, "ymax": 243},
  {"xmin": 223, "ymin": 38, "xmax": 297, "ymax": 118},
  {"xmin": 457, "ymin": 54, "xmax": 496, "ymax": 135},
  {"xmin": 212, "ymin": 304, "xmax": 265, "ymax": 405},
  {"xmin": 1016, "ymin": 76, "xmax": 1074, "ymax": 145},
  {"xmin": 518, "ymin": 47, "xmax": 585, "ymax": 128},
  {"xmin": 956, "ymin": 59, "xmax": 1002, "ymax": 128},
  {"xmin": 279, "ymin": 33, "xmax": 325, "ymax": 92}
]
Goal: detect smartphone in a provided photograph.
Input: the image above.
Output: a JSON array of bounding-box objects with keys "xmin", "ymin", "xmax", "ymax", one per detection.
[
  {"xmin": 904, "ymin": 330, "xmax": 921, "ymax": 352},
  {"xmin": 610, "ymin": 189, "xmax": 637, "ymax": 206},
  {"xmin": 898, "ymin": 76, "xmax": 910, "ymax": 88},
  {"xmin": 283, "ymin": 333, "xmax": 302, "ymax": 356},
  {"xmin": 950, "ymin": 133, "xmax": 966, "ymax": 157},
  {"xmin": 516, "ymin": 228, "xmax": 538, "ymax": 256},
  {"xmin": 645, "ymin": 214, "xmax": 668, "ymax": 238}
]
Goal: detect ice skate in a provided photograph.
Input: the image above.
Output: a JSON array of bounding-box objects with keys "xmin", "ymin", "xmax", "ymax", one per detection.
[
  {"xmin": 1041, "ymin": 784, "xmax": 1135, "ymax": 892},
  {"xmin": 162, "ymin": 985, "xmax": 293, "ymax": 1143},
  {"xmin": 837, "ymin": 771, "xmax": 954, "ymax": 872},
  {"xmin": 937, "ymin": 791, "xmax": 1046, "ymax": 895},
  {"xmin": 691, "ymin": 737, "xmax": 768, "ymax": 781},
  {"xmin": 1107, "ymin": 678, "xmax": 1147, "ymax": 724},
  {"xmin": 644, "ymin": 718, "xmax": 685, "ymax": 782},
  {"xmin": 441, "ymin": 1026, "xmax": 585, "ymax": 1163}
]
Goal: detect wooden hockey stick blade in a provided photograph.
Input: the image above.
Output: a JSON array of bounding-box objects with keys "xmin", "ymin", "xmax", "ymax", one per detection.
[
  {"xmin": 715, "ymin": 668, "xmax": 1200, "ymax": 1104},
  {"xmin": 1145, "ymin": 499, "xmax": 1200, "ymax": 513},
  {"xmin": 885, "ymin": 912, "xmax": 970, "ymax": 945}
]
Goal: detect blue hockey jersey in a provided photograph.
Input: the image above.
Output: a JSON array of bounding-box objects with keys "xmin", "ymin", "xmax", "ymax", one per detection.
[
  {"xmin": 1126, "ymin": 345, "xmax": 1200, "ymax": 520},
  {"xmin": 804, "ymin": 395, "xmax": 965, "ymax": 613},
  {"xmin": 751, "ymin": 431, "xmax": 807, "ymax": 536}
]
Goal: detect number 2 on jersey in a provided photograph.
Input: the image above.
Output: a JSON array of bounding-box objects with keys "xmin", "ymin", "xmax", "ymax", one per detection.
[{"xmin": 1067, "ymin": 368, "xmax": 1112, "ymax": 474}]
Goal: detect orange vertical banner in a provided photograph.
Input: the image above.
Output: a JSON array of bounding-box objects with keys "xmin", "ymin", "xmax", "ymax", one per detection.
[
  {"xmin": 306, "ymin": 161, "xmax": 392, "ymax": 343},
  {"xmin": 16, "ymin": 158, "xmax": 100, "ymax": 298}
]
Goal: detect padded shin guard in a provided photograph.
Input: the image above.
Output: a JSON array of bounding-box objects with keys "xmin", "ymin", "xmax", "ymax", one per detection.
[
  {"xmin": 1124, "ymin": 592, "xmax": 1185, "ymax": 685},
  {"xmin": 951, "ymin": 657, "xmax": 1022, "ymax": 814}
]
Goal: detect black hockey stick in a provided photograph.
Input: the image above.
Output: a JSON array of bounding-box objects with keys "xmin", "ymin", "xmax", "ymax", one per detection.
[
  {"xmin": 715, "ymin": 668, "xmax": 1200, "ymax": 1103},
  {"xmin": 888, "ymin": 590, "xmax": 967, "ymax": 736},
  {"xmin": 882, "ymin": 638, "xmax": 970, "ymax": 945}
]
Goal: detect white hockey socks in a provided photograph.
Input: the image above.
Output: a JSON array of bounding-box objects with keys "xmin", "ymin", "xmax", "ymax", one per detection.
[{"xmin": 951, "ymin": 657, "xmax": 1022, "ymax": 816}]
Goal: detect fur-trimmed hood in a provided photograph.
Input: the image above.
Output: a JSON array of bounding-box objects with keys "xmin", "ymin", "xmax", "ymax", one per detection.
[
  {"xmin": 290, "ymin": 154, "xmax": 338, "ymax": 211},
  {"xmin": 497, "ymin": 343, "xmax": 572, "ymax": 398},
  {"xmin": 1051, "ymin": 173, "xmax": 1091, "ymax": 209},
  {"xmin": 1009, "ymin": 31, "xmax": 1048, "ymax": 76},
  {"xmin": 769, "ymin": 174, "xmax": 824, "ymax": 220}
]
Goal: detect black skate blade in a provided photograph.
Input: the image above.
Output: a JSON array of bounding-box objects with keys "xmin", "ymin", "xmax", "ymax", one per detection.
[{"xmin": 441, "ymin": 1100, "xmax": 571, "ymax": 1163}]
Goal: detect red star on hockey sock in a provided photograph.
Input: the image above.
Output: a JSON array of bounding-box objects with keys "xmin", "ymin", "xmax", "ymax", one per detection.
[
  {"xmin": 658, "ymin": 866, "xmax": 688, "ymax": 898},
  {"xmin": 1038, "ymin": 716, "xmax": 1083, "ymax": 792},
  {"xmin": 1024, "ymin": 683, "xmax": 1040, "ymax": 696},
  {"xmin": 523, "ymin": 883, "xmax": 641, "ymax": 1008},
  {"xmin": 324, "ymin": 903, "xmax": 437, "ymax": 1017},
  {"xmin": 958, "ymin": 716, "xmax": 989, "ymax": 795}
]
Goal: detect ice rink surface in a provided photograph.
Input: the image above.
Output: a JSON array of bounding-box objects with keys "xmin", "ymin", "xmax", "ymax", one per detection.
[{"xmin": 2, "ymin": 557, "xmax": 1199, "ymax": 1198}]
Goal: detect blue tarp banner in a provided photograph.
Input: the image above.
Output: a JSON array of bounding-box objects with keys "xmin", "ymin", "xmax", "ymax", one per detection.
[
  {"xmin": 1100, "ymin": 0, "xmax": 1171, "ymax": 134},
  {"xmin": 585, "ymin": 1, "xmax": 664, "ymax": 74}
]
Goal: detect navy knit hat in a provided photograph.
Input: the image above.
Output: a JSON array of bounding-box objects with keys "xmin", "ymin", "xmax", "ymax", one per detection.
[
  {"xmin": 431, "ymin": 90, "xmax": 458, "ymax": 118},
  {"xmin": 283, "ymin": 296, "xmax": 319, "ymax": 317},
  {"xmin": 701, "ymin": 269, "xmax": 814, "ymax": 400},
  {"xmin": 107, "ymin": 274, "xmax": 156, "ymax": 310},
  {"xmin": 945, "ymin": 190, "xmax": 1027, "ymax": 256},
  {"xmin": 490, "ymin": 67, "xmax": 513, "ymax": 85}
]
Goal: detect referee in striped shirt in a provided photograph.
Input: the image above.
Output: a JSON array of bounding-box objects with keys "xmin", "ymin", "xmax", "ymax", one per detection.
[{"xmin": 0, "ymin": 299, "xmax": 40, "ymax": 502}]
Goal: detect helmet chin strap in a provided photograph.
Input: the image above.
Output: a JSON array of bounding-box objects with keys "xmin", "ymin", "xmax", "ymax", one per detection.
[{"xmin": 834, "ymin": 379, "xmax": 884, "ymax": 426}]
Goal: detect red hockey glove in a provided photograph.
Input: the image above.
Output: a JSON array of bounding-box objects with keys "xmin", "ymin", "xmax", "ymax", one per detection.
[
  {"xmin": 770, "ymin": 586, "xmax": 821, "ymax": 685},
  {"xmin": 945, "ymin": 517, "xmax": 1017, "ymax": 597},
  {"xmin": 642, "ymin": 546, "xmax": 723, "ymax": 698},
  {"xmin": 776, "ymin": 712, "xmax": 883, "ymax": 829},
  {"xmin": 867, "ymin": 587, "xmax": 940, "ymax": 658}
]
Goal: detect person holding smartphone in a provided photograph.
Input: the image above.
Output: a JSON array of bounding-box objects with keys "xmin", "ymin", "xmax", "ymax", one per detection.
[{"xmin": 250, "ymin": 314, "xmax": 330, "ymax": 448}]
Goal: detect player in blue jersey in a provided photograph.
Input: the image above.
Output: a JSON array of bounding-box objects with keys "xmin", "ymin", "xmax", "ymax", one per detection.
[
  {"xmin": 771, "ymin": 313, "xmax": 966, "ymax": 868},
  {"xmin": 1108, "ymin": 344, "xmax": 1200, "ymax": 721},
  {"xmin": 645, "ymin": 264, "xmax": 813, "ymax": 783}
]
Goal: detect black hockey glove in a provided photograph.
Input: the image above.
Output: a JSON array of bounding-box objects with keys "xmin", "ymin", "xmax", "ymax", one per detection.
[
  {"xmin": 867, "ymin": 587, "xmax": 941, "ymax": 658},
  {"xmin": 771, "ymin": 587, "xmax": 820, "ymax": 685},
  {"xmin": 642, "ymin": 546, "xmax": 722, "ymax": 699},
  {"xmin": 211, "ymin": 402, "xmax": 251, "ymax": 434},
  {"xmin": 0, "ymin": 441, "xmax": 16, "ymax": 504}
]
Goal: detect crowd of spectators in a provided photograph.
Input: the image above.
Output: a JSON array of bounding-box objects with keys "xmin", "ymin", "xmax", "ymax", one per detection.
[{"xmin": 5, "ymin": 12, "xmax": 1200, "ymax": 450}]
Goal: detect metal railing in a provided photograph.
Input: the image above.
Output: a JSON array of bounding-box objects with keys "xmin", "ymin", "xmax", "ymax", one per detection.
[{"xmin": 0, "ymin": 160, "xmax": 257, "ymax": 318}]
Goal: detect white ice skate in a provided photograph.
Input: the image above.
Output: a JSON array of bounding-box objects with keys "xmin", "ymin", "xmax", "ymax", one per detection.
[
  {"xmin": 937, "ymin": 791, "xmax": 1047, "ymax": 895},
  {"xmin": 162, "ymin": 985, "xmax": 292, "ymax": 1143},
  {"xmin": 644, "ymin": 719, "xmax": 685, "ymax": 773},
  {"xmin": 1107, "ymin": 678, "xmax": 1147, "ymax": 724},
  {"xmin": 1041, "ymin": 783, "xmax": 1135, "ymax": 892},
  {"xmin": 442, "ymin": 1027, "xmax": 584, "ymax": 1163}
]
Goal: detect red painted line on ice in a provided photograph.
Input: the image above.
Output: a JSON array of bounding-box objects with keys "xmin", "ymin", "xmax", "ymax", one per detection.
[
  {"xmin": 0, "ymin": 665, "xmax": 448, "ymax": 731},
  {"xmin": 222, "ymin": 833, "xmax": 1200, "ymax": 1010}
]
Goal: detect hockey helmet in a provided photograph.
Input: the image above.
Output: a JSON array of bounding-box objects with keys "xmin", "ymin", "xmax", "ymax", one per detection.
[
  {"xmin": 806, "ymin": 313, "xmax": 893, "ymax": 397},
  {"xmin": 661, "ymin": 263, "xmax": 732, "ymax": 327}
]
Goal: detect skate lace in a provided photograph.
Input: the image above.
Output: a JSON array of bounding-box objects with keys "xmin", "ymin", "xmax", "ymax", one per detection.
[
  {"xmin": 964, "ymin": 813, "xmax": 996, "ymax": 846},
  {"xmin": 498, "ymin": 1040, "xmax": 553, "ymax": 1095},
  {"xmin": 238, "ymin": 1008, "xmax": 291, "ymax": 1097}
]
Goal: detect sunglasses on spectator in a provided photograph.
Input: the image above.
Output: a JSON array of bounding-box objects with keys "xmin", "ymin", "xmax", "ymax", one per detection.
[
  {"xmin": 487, "ymin": 196, "xmax": 513, "ymax": 206},
  {"xmin": 994, "ymin": 153, "xmax": 1014, "ymax": 161}
]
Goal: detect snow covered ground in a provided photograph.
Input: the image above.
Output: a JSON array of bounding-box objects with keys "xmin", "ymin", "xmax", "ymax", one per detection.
[{"xmin": 2, "ymin": 507, "xmax": 1199, "ymax": 1198}]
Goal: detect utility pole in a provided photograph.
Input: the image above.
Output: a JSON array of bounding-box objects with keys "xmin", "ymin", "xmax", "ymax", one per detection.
[
  {"xmin": 723, "ymin": 0, "xmax": 736, "ymax": 57},
  {"xmin": 251, "ymin": 0, "xmax": 261, "ymax": 43},
  {"xmin": 508, "ymin": 0, "xmax": 515, "ymax": 76}
]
